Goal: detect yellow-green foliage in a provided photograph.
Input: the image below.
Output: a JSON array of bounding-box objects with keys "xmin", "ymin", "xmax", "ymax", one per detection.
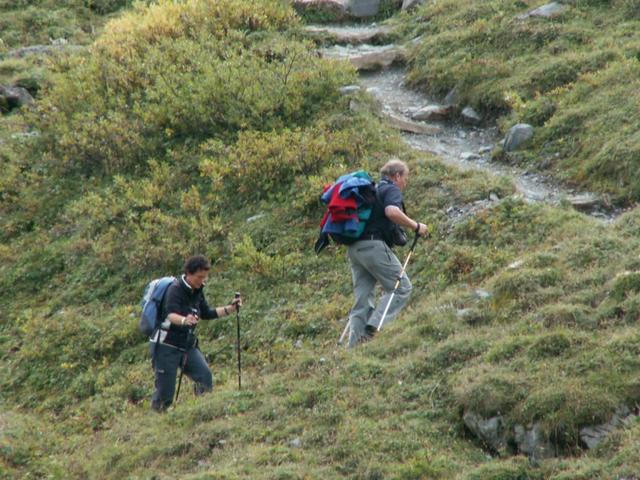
[{"xmin": 29, "ymin": 0, "xmax": 351, "ymax": 176}]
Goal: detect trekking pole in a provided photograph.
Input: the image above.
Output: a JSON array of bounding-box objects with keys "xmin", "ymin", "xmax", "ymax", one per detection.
[
  {"xmin": 338, "ymin": 320, "xmax": 350, "ymax": 344},
  {"xmin": 175, "ymin": 308, "xmax": 197, "ymax": 404},
  {"xmin": 234, "ymin": 292, "xmax": 242, "ymax": 390},
  {"xmin": 377, "ymin": 231, "xmax": 421, "ymax": 332},
  {"xmin": 175, "ymin": 349, "xmax": 187, "ymax": 403}
]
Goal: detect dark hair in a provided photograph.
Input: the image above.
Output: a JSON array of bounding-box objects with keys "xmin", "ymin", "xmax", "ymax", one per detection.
[{"xmin": 184, "ymin": 255, "xmax": 211, "ymax": 275}]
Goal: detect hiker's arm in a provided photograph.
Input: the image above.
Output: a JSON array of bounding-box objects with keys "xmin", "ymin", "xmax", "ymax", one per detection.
[
  {"xmin": 167, "ymin": 312, "xmax": 198, "ymax": 327},
  {"xmin": 385, "ymin": 205, "xmax": 428, "ymax": 236},
  {"xmin": 163, "ymin": 288, "xmax": 198, "ymax": 327},
  {"xmin": 199, "ymin": 297, "xmax": 241, "ymax": 320}
]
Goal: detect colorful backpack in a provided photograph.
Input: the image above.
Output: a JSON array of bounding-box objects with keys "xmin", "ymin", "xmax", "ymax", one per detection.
[{"xmin": 314, "ymin": 170, "xmax": 377, "ymax": 254}]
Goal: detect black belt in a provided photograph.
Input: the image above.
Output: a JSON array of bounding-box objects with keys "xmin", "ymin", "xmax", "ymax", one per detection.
[{"xmin": 359, "ymin": 233, "xmax": 384, "ymax": 241}]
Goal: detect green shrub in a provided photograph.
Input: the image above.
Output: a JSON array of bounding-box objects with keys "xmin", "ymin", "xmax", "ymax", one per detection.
[{"xmin": 528, "ymin": 332, "xmax": 572, "ymax": 359}]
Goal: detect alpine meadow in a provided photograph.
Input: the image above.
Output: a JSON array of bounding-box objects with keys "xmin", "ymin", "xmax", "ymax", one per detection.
[{"xmin": 2, "ymin": 0, "xmax": 640, "ymax": 479}]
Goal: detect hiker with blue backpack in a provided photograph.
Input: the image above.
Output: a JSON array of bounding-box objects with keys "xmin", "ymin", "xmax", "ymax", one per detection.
[
  {"xmin": 321, "ymin": 160, "xmax": 428, "ymax": 347},
  {"xmin": 145, "ymin": 255, "xmax": 241, "ymax": 411}
]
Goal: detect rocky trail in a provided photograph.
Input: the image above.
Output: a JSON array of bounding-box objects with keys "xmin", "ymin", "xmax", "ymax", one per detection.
[{"xmin": 315, "ymin": 24, "xmax": 622, "ymax": 222}]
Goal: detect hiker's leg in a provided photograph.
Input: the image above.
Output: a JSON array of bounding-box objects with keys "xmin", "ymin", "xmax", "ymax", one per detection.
[
  {"xmin": 363, "ymin": 242, "xmax": 413, "ymax": 330},
  {"xmin": 347, "ymin": 242, "xmax": 378, "ymax": 348},
  {"xmin": 150, "ymin": 343, "xmax": 181, "ymax": 411},
  {"xmin": 184, "ymin": 347, "xmax": 213, "ymax": 395}
]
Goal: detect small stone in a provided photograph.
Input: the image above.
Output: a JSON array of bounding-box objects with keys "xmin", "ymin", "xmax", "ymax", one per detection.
[
  {"xmin": 290, "ymin": 437, "xmax": 302, "ymax": 448},
  {"xmin": 460, "ymin": 152, "xmax": 481, "ymax": 161},
  {"xmin": 246, "ymin": 213, "xmax": 266, "ymax": 223},
  {"xmin": 507, "ymin": 260, "xmax": 524, "ymax": 270},
  {"xmin": 339, "ymin": 85, "xmax": 361, "ymax": 95},
  {"xmin": 479, "ymin": 146, "xmax": 492, "ymax": 154},
  {"xmin": 475, "ymin": 289, "xmax": 492, "ymax": 300},
  {"xmin": 489, "ymin": 192, "xmax": 500, "ymax": 202},
  {"xmin": 461, "ymin": 106, "xmax": 482, "ymax": 125}
]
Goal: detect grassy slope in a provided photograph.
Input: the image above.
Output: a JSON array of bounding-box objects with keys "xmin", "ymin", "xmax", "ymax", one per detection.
[
  {"xmin": 2, "ymin": 1, "xmax": 640, "ymax": 479},
  {"xmin": 400, "ymin": 0, "xmax": 640, "ymax": 204}
]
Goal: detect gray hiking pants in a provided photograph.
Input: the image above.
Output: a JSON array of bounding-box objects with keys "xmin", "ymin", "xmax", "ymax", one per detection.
[
  {"xmin": 347, "ymin": 239, "xmax": 412, "ymax": 348},
  {"xmin": 150, "ymin": 343, "xmax": 213, "ymax": 411}
]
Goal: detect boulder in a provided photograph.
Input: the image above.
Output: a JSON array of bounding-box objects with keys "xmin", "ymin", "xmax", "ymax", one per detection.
[
  {"xmin": 0, "ymin": 85, "xmax": 34, "ymax": 112},
  {"xmin": 463, "ymin": 412, "xmax": 508, "ymax": 452},
  {"xmin": 349, "ymin": 47, "xmax": 405, "ymax": 71},
  {"xmin": 516, "ymin": 2, "xmax": 568, "ymax": 20},
  {"xmin": 402, "ymin": 0, "xmax": 425, "ymax": 10},
  {"xmin": 514, "ymin": 423, "xmax": 555, "ymax": 460},
  {"xmin": 292, "ymin": 0, "xmax": 350, "ymax": 21},
  {"xmin": 580, "ymin": 406, "xmax": 636, "ymax": 450},
  {"xmin": 348, "ymin": 0, "xmax": 381, "ymax": 17},
  {"xmin": 503, "ymin": 123, "xmax": 534, "ymax": 151},
  {"xmin": 461, "ymin": 106, "xmax": 482, "ymax": 125},
  {"xmin": 411, "ymin": 104, "xmax": 452, "ymax": 122}
]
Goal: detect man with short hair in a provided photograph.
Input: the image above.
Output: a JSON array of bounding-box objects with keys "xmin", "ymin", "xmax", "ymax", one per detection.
[
  {"xmin": 150, "ymin": 254, "xmax": 241, "ymax": 411},
  {"xmin": 347, "ymin": 159, "xmax": 428, "ymax": 347}
]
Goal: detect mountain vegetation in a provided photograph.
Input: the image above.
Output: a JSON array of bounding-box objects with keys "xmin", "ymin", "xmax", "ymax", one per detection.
[{"xmin": 2, "ymin": 1, "xmax": 640, "ymax": 479}]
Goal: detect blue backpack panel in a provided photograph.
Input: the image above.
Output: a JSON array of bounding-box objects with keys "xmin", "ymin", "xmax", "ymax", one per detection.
[{"xmin": 139, "ymin": 276, "xmax": 175, "ymax": 337}]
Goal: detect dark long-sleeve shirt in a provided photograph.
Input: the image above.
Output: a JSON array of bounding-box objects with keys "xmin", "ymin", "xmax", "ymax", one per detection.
[{"xmin": 155, "ymin": 275, "xmax": 218, "ymax": 350}]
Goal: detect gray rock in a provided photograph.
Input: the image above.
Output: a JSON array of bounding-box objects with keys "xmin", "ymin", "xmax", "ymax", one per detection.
[
  {"xmin": 349, "ymin": 0, "xmax": 382, "ymax": 17},
  {"xmin": 489, "ymin": 192, "xmax": 500, "ymax": 202},
  {"xmin": 385, "ymin": 112, "xmax": 441, "ymax": 134},
  {"xmin": 463, "ymin": 412, "xmax": 508, "ymax": 452},
  {"xmin": 292, "ymin": 0, "xmax": 350, "ymax": 20},
  {"xmin": 580, "ymin": 405, "xmax": 637, "ymax": 450},
  {"xmin": 304, "ymin": 25, "xmax": 393, "ymax": 45},
  {"xmin": 246, "ymin": 213, "xmax": 266, "ymax": 223},
  {"xmin": 479, "ymin": 146, "xmax": 493, "ymax": 154},
  {"xmin": 517, "ymin": 2, "xmax": 568, "ymax": 20},
  {"xmin": 411, "ymin": 104, "xmax": 452, "ymax": 122},
  {"xmin": 402, "ymin": 0, "xmax": 425, "ymax": 10},
  {"xmin": 514, "ymin": 423, "xmax": 555, "ymax": 460},
  {"xmin": 349, "ymin": 47, "xmax": 404, "ymax": 71},
  {"xmin": 0, "ymin": 85, "xmax": 34, "ymax": 111},
  {"xmin": 504, "ymin": 123, "xmax": 534, "ymax": 152},
  {"xmin": 290, "ymin": 437, "xmax": 302, "ymax": 448},
  {"xmin": 461, "ymin": 106, "xmax": 481, "ymax": 125},
  {"xmin": 443, "ymin": 87, "xmax": 461, "ymax": 107},
  {"xmin": 339, "ymin": 85, "xmax": 361, "ymax": 95},
  {"xmin": 565, "ymin": 193, "xmax": 606, "ymax": 212},
  {"xmin": 460, "ymin": 152, "xmax": 481, "ymax": 161}
]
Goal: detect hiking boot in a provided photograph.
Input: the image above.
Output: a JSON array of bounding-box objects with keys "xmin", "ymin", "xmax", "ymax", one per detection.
[{"xmin": 364, "ymin": 325, "xmax": 377, "ymax": 339}]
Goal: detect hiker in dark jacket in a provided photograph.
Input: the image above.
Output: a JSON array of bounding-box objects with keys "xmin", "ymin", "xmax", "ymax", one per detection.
[
  {"xmin": 347, "ymin": 159, "xmax": 428, "ymax": 347},
  {"xmin": 150, "ymin": 255, "xmax": 241, "ymax": 411}
]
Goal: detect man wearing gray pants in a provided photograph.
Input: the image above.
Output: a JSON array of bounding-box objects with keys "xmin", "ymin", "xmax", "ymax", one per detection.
[{"xmin": 348, "ymin": 160, "xmax": 428, "ymax": 348}]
